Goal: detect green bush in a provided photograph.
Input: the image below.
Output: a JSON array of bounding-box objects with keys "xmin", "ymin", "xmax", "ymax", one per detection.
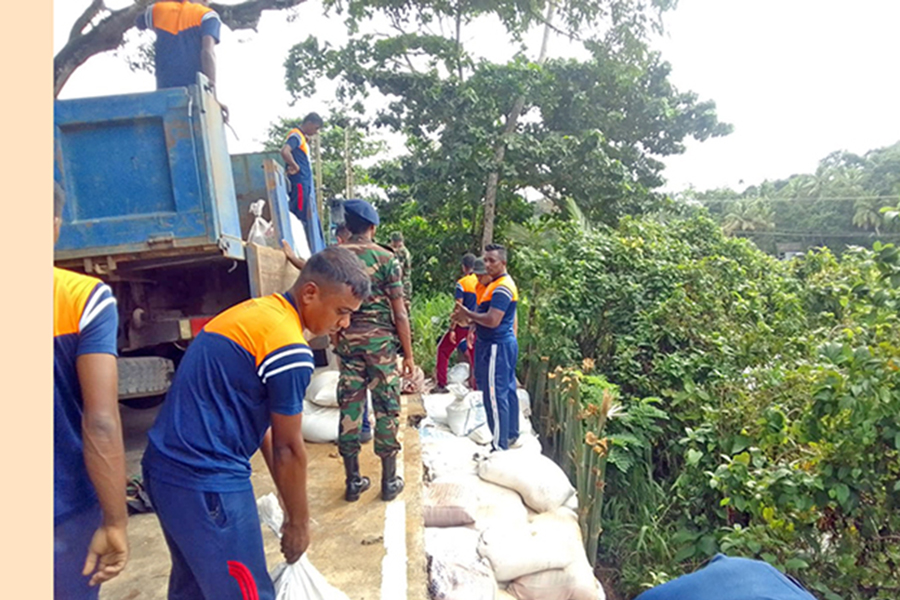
[
  {"xmin": 409, "ymin": 293, "xmax": 456, "ymax": 377},
  {"xmin": 517, "ymin": 213, "xmax": 900, "ymax": 599}
]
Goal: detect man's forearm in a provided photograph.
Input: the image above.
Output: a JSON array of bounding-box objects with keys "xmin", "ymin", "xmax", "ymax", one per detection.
[
  {"xmin": 460, "ymin": 307, "xmax": 501, "ymax": 328},
  {"xmin": 83, "ymin": 414, "xmax": 128, "ymax": 527},
  {"xmin": 272, "ymin": 440, "xmax": 310, "ymax": 526},
  {"xmin": 395, "ymin": 311, "xmax": 414, "ymax": 358},
  {"xmin": 201, "ymin": 49, "xmax": 216, "ymax": 88}
]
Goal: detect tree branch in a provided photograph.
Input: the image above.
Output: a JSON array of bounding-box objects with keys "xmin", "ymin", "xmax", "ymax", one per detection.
[
  {"xmin": 69, "ymin": 0, "xmax": 107, "ymax": 43},
  {"xmin": 55, "ymin": 0, "xmax": 309, "ymax": 97}
]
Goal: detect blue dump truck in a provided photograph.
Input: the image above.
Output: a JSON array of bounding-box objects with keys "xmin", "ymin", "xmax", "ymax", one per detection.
[{"xmin": 54, "ymin": 75, "xmax": 321, "ymax": 406}]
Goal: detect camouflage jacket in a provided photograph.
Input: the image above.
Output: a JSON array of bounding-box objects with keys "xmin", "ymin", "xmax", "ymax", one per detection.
[{"xmin": 336, "ymin": 234, "xmax": 403, "ymax": 350}]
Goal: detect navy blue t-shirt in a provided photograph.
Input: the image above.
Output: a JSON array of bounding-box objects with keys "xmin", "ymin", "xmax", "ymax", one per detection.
[
  {"xmin": 143, "ymin": 292, "xmax": 313, "ymax": 492},
  {"xmin": 54, "ymin": 268, "xmax": 118, "ymax": 524},
  {"xmin": 136, "ymin": 1, "xmax": 222, "ymax": 89}
]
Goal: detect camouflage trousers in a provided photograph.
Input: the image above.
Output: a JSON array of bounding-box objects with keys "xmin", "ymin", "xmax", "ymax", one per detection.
[{"xmin": 336, "ymin": 336, "xmax": 401, "ymax": 459}]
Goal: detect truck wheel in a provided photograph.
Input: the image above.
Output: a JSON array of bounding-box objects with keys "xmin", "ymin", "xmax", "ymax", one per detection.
[{"xmin": 118, "ymin": 356, "xmax": 175, "ymax": 404}]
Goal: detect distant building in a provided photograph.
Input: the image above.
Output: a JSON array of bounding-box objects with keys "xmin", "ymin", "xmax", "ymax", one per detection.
[{"xmin": 776, "ymin": 242, "xmax": 805, "ymax": 261}]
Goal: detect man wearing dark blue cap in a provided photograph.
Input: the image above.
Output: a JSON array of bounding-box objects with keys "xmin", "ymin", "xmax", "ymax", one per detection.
[{"xmin": 333, "ymin": 199, "xmax": 415, "ymax": 502}]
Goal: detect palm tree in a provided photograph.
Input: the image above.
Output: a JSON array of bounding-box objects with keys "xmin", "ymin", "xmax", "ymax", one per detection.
[
  {"xmin": 722, "ymin": 199, "xmax": 775, "ymax": 235},
  {"xmin": 853, "ymin": 197, "xmax": 882, "ymax": 235}
]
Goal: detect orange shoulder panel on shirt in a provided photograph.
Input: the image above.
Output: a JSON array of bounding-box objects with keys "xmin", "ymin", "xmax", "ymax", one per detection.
[
  {"xmin": 152, "ymin": 1, "xmax": 213, "ymax": 35},
  {"xmin": 459, "ymin": 273, "xmax": 478, "ymax": 294},
  {"xmin": 203, "ymin": 294, "xmax": 307, "ymax": 366},
  {"xmin": 286, "ymin": 128, "xmax": 310, "ymax": 156},
  {"xmin": 54, "ymin": 268, "xmax": 102, "ymax": 337},
  {"xmin": 483, "ymin": 275, "xmax": 519, "ymax": 303}
]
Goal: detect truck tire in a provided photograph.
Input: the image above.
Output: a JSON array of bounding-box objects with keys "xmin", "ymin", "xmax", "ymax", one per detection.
[{"xmin": 118, "ymin": 356, "xmax": 175, "ymax": 406}]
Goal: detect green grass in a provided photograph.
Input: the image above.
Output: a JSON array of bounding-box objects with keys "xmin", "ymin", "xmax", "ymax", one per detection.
[{"xmin": 410, "ymin": 293, "xmax": 456, "ymax": 377}]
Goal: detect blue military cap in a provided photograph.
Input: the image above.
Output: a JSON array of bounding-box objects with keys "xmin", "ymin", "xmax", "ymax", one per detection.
[{"xmin": 343, "ymin": 199, "xmax": 380, "ymax": 226}]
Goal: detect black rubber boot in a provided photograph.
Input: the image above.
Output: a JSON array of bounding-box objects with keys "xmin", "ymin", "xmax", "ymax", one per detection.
[
  {"xmin": 380, "ymin": 454, "xmax": 404, "ymax": 501},
  {"xmin": 343, "ymin": 455, "xmax": 370, "ymax": 502}
]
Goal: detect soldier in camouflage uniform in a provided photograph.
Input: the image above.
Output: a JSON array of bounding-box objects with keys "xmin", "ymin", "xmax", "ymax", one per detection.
[
  {"xmin": 390, "ymin": 231, "xmax": 413, "ymax": 313},
  {"xmin": 335, "ymin": 200, "xmax": 416, "ymax": 502}
]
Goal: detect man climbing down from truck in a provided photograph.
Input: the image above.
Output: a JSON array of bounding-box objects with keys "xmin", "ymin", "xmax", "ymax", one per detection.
[
  {"xmin": 453, "ymin": 244, "xmax": 520, "ymax": 451},
  {"xmin": 141, "ymin": 247, "xmax": 370, "ymax": 600},
  {"xmin": 336, "ymin": 199, "xmax": 415, "ymax": 502},
  {"xmin": 53, "ymin": 183, "xmax": 130, "ymax": 598},
  {"xmin": 135, "ymin": 0, "xmax": 229, "ymax": 120},
  {"xmin": 280, "ymin": 113, "xmax": 327, "ymax": 255},
  {"xmin": 432, "ymin": 253, "xmax": 478, "ymax": 394}
]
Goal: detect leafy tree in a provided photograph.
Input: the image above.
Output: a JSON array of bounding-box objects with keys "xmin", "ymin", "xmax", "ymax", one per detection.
[{"xmin": 281, "ymin": 0, "xmax": 730, "ymax": 249}]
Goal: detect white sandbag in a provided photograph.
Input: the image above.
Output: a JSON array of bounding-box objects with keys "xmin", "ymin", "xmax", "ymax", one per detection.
[
  {"xmin": 257, "ymin": 493, "xmax": 351, "ymax": 600},
  {"xmin": 448, "ymin": 362, "xmax": 471, "ymax": 385},
  {"xmin": 428, "ymin": 555, "xmax": 498, "ymax": 600},
  {"xmin": 422, "ymin": 436, "xmax": 485, "ymax": 480},
  {"xmin": 468, "ymin": 424, "xmax": 493, "ymax": 446},
  {"xmin": 477, "ymin": 513, "xmax": 580, "ymax": 582},
  {"xmin": 513, "ymin": 432, "xmax": 542, "ymax": 454},
  {"xmin": 469, "ymin": 478, "xmax": 529, "ymax": 532},
  {"xmin": 517, "ymin": 388, "xmax": 532, "ymax": 417},
  {"xmin": 463, "ymin": 390, "xmax": 483, "ymax": 409},
  {"xmin": 498, "ymin": 591, "xmax": 518, "ymax": 600},
  {"xmin": 424, "ymin": 479, "xmax": 478, "ymax": 527},
  {"xmin": 301, "ymin": 402, "xmax": 339, "ymax": 443},
  {"xmin": 507, "ymin": 561, "xmax": 604, "ymax": 600},
  {"xmin": 423, "ymin": 393, "xmax": 458, "ymax": 425},
  {"xmin": 447, "ymin": 382, "xmax": 470, "ymax": 399},
  {"xmin": 477, "ymin": 449, "xmax": 575, "ymax": 513},
  {"xmin": 446, "ymin": 398, "xmax": 472, "ymax": 436},
  {"xmin": 306, "ymin": 370, "xmax": 340, "ymax": 408},
  {"xmin": 518, "ymin": 410, "xmax": 534, "ymax": 437},
  {"xmin": 425, "ymin": 526, "xmax": 481, "ymax": 564}
]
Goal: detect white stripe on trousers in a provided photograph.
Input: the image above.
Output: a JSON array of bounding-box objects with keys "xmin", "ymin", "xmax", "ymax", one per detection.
[{"xmin": 488, "ymin": 343, "xmax": 500, "ymax": 450}]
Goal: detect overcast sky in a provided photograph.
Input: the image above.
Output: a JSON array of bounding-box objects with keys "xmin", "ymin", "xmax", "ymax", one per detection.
[{"xmin": 54, "ymin": 0, "xmax": 900, "ymax": 193}]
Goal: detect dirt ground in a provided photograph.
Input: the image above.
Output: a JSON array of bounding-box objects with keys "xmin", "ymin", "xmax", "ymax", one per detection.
[{"xmin": 100, "ymin": 395, "xmax": 428, "ymax": 600}]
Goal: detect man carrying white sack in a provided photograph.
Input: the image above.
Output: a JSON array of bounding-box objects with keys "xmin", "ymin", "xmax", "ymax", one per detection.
[{"xmin": 453, "ymin": 244, "xmax": 520, "ymax": 451}]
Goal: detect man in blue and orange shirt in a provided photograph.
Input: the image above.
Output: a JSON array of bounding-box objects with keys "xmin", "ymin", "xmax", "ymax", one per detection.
[
  {"xmin": 136, "ymin": 1, "xmax": 228, "ymax": 118},
  {"xmin": 453, "ymin": 244, "xmax": 520, "ymax": 451},
  {"xmin": 433, "ymin": 253, "xmax": 478, "ymax": 393},
  {"xmin": 54, "ymin": 183, "xmax": 129, "ymax": 598},
  {"xmin": 280, "ymin": 113, "xmax": 327, "ymax": 254},
  {"xmin": 142, "ymin": 246, "xmax": 370, "ymax": 599}
]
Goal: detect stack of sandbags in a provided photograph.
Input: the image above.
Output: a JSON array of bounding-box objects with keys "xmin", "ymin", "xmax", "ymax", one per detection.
[
  {"xmin": 425, "ymin": 527, "xmax": 497, "ymax": 600},
  {"xmin": 301, "ymin": 368, "xmax": 371, "ymax": 443}
]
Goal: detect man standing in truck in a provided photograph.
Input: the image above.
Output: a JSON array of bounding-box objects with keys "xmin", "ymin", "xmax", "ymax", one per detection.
[
  {"xmin": 335, "ymin": 200, "xmax": 415, "ymax": 503},
  {"xmin": 54, "ymin": 183, "xmax": 130, "ymax": 598},
  {"xmin": 281, "ymin": 113, "xmax": 327, "ymax": 255},
  {"xmin": 142, "ymin": 247, "xmax": 371, "ymax": 599},
  {"xmin": 135, "ymin": 0, "xmax": 228, "ymax": 120}
]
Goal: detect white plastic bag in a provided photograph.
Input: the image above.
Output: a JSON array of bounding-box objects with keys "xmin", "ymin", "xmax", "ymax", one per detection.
[
  {"xmin": 247, "ymin": 199, "xmax": 275, "ymax": 247},
  {"xmin": 477, "ymin": 449, "xmax": 575, "ymax": 513},
  {"xmin": 423, "ymin": 393, "xmax": 458, "ymax": 425},
  {"xmin": 256, "ymin": 494, "xmax": 351, "ymax": 600},
  {"xmin": 517, "ymin": 388, "xmax": 532, "ymax": 417},
  {"xmin": 448, "ymin": 363, "xmax": 471, "ymax": 385},
  {"xmin": 289, "ymin": 213, "xmax": 312, "ymax": 260}
]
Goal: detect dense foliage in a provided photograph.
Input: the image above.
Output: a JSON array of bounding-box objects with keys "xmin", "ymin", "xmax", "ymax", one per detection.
[
  {"xmin": 679, "ymin": 141, "xmax": 900, "ymax": 257},
  {"xmin": 512, "ymin": 212, "xmax": 899, "ymax": 599}
]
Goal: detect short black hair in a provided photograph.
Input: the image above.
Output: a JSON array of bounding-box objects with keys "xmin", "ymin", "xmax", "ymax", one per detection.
[
  {"xmin": 54, "ymin": 182, "xmax": 66, "ymax": 218},
  {"xmin": 302, "ymin": 112, "xmax": 324, "ymax": 127},
  {"xmin": 345, "ymin": 211, "xmax": 373, "ymax": 235},
  {"xmin": 297, "ymin": 246, "xmax": 371, "ymax": 300},
  {"xmin": 484, "ymin": 243, "xmax": 507, "ymax": 262},
  {"xmin": 461, "ymin": 253, "xmax": 476, "ymax": 269}
]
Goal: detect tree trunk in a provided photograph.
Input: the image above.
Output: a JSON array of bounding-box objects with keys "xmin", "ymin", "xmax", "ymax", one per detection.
[
  {"xmin": 480, "ymin": 0, "xmax": 556, "ymax": 250},
  {"xmin": 55, "ymin": 0, "xmax": 309, "ymax": 97}
]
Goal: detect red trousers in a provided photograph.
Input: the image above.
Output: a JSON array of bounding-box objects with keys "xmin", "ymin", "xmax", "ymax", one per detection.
[{"xmin": 436, "ymin": 325, "xmax": 474, "ymax": 388}]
